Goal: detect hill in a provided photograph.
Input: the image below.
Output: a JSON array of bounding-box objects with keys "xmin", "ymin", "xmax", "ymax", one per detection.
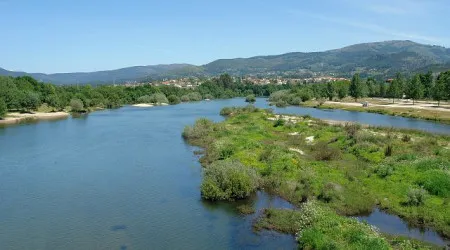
[
  {"xmin": 203, "ymin": 40, "xmax": 450, "ymax": 77},
  {"xmin": 1, "ymin": 40, "xmax": 449, "ymax": 84}
]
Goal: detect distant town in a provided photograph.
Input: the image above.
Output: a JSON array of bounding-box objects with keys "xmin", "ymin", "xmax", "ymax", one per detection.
[{"xmin": 121, "ymin": 75, "xmax": 349, "ymax": 88}]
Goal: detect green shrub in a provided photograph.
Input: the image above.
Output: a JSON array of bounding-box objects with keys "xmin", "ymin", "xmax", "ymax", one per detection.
[
  {"xmin": 245, "ymin": 94, "xmax": 256, "ymax": 103},
  {"xmin": 149, "ymin": 93, "xmax": 168, "ymax": 104},
  {"xmin": 203, "ymin": 94, "xmax": 214, "ymax": 100},
  {"xmin": 401, "ymin": 134, "xmax": 411, "ymax": 142},
  {"xmin": 182, "ymin": 118, "xmax": 214, "ymax": 140},
  {"xmin": 414, "ymin": 158, "xmax": 449, "ymax": 171},
  {"xmin": 167, "ymin": 95, "xmax": 181, "ymax": 105},
  {"xmin": 417, "ymin": 170, "xmax": 450, "ymax": 197},
  {"xmin": 70, "ymin": 98, "xmax": 84, "ymax": 112},
  {"xmin": 375, "ymin": 165, "xmax": 394, "ymax": 178},
  {"xmin": 269, "ymin": 90, "xmax": 290, "ymax": 103},
  {"xmin": 318, "ymin": 182, "xmax": 342, "ymax": 203},
  {"xmin": 406, "ymin": 187, "xmax": 427, "ymax": 206},
  {"xmin": 275, "ymin": 100, "xmax": 288, "ymax": 107},
  {"xmin": 188, "ymin": 92, "xmax": 202, "ymax": 101},
  {"xmin": 273, "ymin": 118, "xmax": 285, "ymax": 127},
  {"xmin": 200, "ymin": 160, "xmax": 260, "ymax": 201},
  {"xmin": 313, "ymin": 142, "xmax": 341, "ymax": 161},
  {"xmin": 181, "ymin": 95, "xmax": 190, "ymax": 102},
  {"xmin": 137, "ymin": 95, "xmax": 152, "ymax": 103}
]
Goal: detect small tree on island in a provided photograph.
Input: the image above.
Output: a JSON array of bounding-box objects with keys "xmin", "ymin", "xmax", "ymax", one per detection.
[
  {"xmin": 245, "ymin": 94, "xmax": 256, "ymax": 103},
  {"xmin": 349, "ymin": 73, "xmax": 363, "ymax": 101}
]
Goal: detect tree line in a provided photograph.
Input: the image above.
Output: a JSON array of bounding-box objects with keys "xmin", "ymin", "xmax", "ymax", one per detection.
[
  {"xmin": 268, "ymin": 70, "xmax": 450, "ymax": 107},
  {"xmin": 0, "ymin": 74, "xmax": 289, "ymax": 118}
]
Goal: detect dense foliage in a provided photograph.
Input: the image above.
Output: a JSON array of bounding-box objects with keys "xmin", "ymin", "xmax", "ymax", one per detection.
[{"xmin": 200, "ymin": 160, "xmax": 260, "ymax": 201}]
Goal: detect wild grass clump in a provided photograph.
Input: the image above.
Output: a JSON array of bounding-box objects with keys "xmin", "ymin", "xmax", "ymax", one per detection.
[
  {"xmin": 312, "ymin": 142, "xmax": 341, "ymax": 161},
  {"xmin": 414, "ymin": 158, "xmax": 449, "ymax": 171},
  {"xmin": 344, "ymin": 123, "xmax": 361, "ymax": 139},
  {"xmin": 182, "ymin": 118, "xmax": 214, "ymax": 140},
  {"xmin": 200, "ymin": 160, "xmax": 261, "ymax": 201},
  {"xmin": 236, "ymin": 204, "xmax": 255, "ymax": 215},
  {"xmin": 318, "ymin": 182, "xmax": 342, "ymax": 203}
]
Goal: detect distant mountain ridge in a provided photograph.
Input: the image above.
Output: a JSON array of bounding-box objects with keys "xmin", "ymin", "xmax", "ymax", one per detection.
[{"xmin": 1, "ymin": 40, "xmax": 449, "ymax": 84}]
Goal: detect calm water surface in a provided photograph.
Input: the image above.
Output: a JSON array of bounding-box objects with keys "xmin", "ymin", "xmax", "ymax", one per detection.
[{"xmin": 1, "ymin": 98, "xmax": 449, "ymax": 249}]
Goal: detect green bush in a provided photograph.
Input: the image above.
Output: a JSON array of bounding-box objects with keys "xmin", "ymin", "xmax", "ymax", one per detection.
[
  {"xmin": 149, "ymin": 93, "xmax": 168, "ymax": 104},
  {"xmin": 418, "ymin": 170, "xmax": 450, "ymax": 197},
  {"xmin": 203, "ymin": 94, "xmax": 214, "ymax": 100},
  {"xmin": 269, "ymin": 90, "xmax": 290, "ymax": 103},
  {"xmin": 200, "ymin": 160, "xmax": 260, "ymax": 201},
  {"xmin": 180, "ymin": 95, "xmax": 190, "ymax": 102},
  {"xmin": 313, "ymin": 142, "xmax": 341, "ymax": 161},
  {"xmin": 275, "ymin": 100, "xmax": 288, "ymax": 107},
  {"xmin": 137, "ymin": 95, "xmax": 152, "ymax": 103},
  {"xmin": 167, "ymin": 95, "xmax": 181, "ymax": 105},
  {"xmin": 375, "ymin": 165, "xmax": 394, "ymax": 178},
  {"xmin": 273, "ymin": 118, "xmax": 285, "ymax": 127},
  {"xmin": 245, "ymin": 94, "xmax": 256, "ymax": 103},
  {"xmin": 0, "ymin": 98, "xmax": 7, "ymax": 118},
  {"xmin": 70, "ymin": 98, "xmax": 84, "ymax": 112},
  {"xmin": 188, "ymin": 92, "xmax": 202, "ymax": 101},
  {"xmin": 406, "ymin": 187, "xmax": 427, "ymax": 206},
  {"xmin": 182, "ymin": 118, "xmax": 214, "ymax": 140},
  {"xmin": 414, "ymin": 158, "xmax": 449, "ymax": 171}
]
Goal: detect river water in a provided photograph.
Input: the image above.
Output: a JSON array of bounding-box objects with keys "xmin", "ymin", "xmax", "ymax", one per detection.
[{"xmin": 0, "ymin": 98, "xmax": 449, "ymax": 249}]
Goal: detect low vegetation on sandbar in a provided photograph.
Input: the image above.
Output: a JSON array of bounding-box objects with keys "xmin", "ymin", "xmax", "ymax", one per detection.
[{"xmin": 183, "ymin": 106, "xmax": 450, "ymax": 249}]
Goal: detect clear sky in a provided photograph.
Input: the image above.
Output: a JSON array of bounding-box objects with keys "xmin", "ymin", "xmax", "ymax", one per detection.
[{"xmin": 1, "ymin": 0, "xmax": 449, "ymax": 73}]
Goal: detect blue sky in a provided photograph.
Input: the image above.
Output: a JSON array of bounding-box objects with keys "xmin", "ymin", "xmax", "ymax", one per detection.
[{"xmin": 1, "ymin": 0, "xmax": 449, "ymax": 73}]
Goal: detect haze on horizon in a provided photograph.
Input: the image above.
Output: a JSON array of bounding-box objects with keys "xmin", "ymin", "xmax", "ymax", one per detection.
[{"xmin": 1, "ymin": 0, "xmax": 449, "ymax": 73}]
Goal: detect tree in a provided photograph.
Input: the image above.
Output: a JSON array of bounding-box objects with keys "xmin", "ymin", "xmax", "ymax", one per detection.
[
  {"xmin": 325, "ymin": 82, "xmax": 335, "ymax": 101},
  {"xmin": 379, "ymin": 81, "xmax": 386, "ymax": 98},
  {"xmin": 245, "ymin": 94, "xmax": 256, "ymax": 103},
  {"xmin": 47, "ymin": 94, "xmax": 64, "ymax": 111},
  {"xmin": 349, "ymin": 73, "xmax": 363, "ymax": 101},
  {"xmin": 433, "ymin": 71, "xmax": 449, "ymax": 106},
  {"xmin": 338, "ymin": 85, "xmax": 348, "ymax": 100},
  {"xmin": 70, "ymin": 98, "xmax": 84, "ymax": 112},
  {"xmin": 387, "ymin": 73, "xmax": 403, "ymax": 103},
  {"xmin": 0, "ymin": 98, "xmax": 7, "ymax": 119},
  {"xmin": 366, "ymin": 77, "xmax": 376, "ymax": 97},
  {"xmin": 21, "ymin": 91, "xmax": 41, "ymax": 111},
  {"xmin": 168, "ymin": 95, "xmax": 181, "ymax": 105},
  {"xmin": 408, "ymin": 74, "xmax": 423, "ymax": 105},
  {"xmin": 420, "ymin": 71, "xmax": 433, "ymax": 99},
  {"xmin": 149, "ymin": 93, "xmax": 169, "ymax": 104}
]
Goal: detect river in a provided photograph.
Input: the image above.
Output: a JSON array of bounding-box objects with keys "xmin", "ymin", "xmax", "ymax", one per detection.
[{"xmin": 0, "ymin": 98, "xmax": 449, "ymax": 249}]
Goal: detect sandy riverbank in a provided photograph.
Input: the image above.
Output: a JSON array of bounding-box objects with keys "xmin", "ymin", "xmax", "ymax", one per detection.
[
  {"xmin": 132, "ymin": 103, "xmax": 154, "ymax": 107},
  {"xmin": 0, "ymin": 112, "xmax": 70, "ymax": 125},
  {"xmin": 327, "ymin": 100, "xmax": 450, "ymax": 112}
]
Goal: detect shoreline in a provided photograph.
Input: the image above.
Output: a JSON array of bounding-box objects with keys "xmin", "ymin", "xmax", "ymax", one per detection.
[
  {"xmin": 301, "ymin": 99, "xmax": 450, "ymax": 125},
  {"xmin": 0, "ymin": 112, "xmax": 70, "ymax": 125}
]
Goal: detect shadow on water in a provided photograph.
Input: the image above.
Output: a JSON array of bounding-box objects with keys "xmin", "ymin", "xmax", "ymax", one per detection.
[
  {"xmin": 356, "ymin": 208, "xmax": 450, "ymax": 247},
  {"xmin": 201, "ymin": 191, "xmax": 297, "ymax": 249}
]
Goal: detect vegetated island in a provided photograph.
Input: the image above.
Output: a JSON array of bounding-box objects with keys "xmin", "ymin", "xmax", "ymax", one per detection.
[{"xmin": 183, "ymin": 106, "xmax": 450, "ymax": 249}]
